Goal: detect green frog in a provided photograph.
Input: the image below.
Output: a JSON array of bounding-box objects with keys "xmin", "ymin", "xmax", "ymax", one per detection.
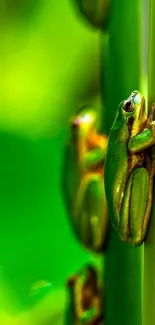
[
  {"xmin": 62, "ymin": 106, "xmax": 108, "ymax": 253},
  {"xmin": 104, "ymin": 90, "xmax": 155, "ymax": 245}
]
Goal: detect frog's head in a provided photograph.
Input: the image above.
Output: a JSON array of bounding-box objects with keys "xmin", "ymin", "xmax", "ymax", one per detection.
[
  {"xmin": 119, "ymin": 90, "xmax": 147, "ymax": 135},
  {"xmin": 69, "ymin": 106, "xmax": 97, "ymax": 140}
]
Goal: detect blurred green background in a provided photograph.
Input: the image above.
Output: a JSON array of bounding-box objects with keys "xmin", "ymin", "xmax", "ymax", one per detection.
[
  {"xmin": 0, "ymin": 1, "xmax": 150, "ymax": 325},
  {"xmin": 0, "ymin": 0, "xmax": 103, "ymax": 323}
]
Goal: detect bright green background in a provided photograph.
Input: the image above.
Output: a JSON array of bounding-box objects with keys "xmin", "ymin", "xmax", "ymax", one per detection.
[
  {"xmin": 0, "ymin": 0, "xmax": 103, "ymax": 322},
  {"xmin": 0, "ymin": 1, "xmax": 148, "ymax": 325}
]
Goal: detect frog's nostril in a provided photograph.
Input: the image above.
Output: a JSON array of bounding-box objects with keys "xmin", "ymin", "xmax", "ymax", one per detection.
[{"xmin": 132, "ymin": 90, "xmax": 138, "ymax": 96}]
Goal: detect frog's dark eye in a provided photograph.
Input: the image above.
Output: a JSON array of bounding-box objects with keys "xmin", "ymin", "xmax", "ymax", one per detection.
[{"xmin": 123, "ymin": 100, "xmax": 135, "ymax": 112}]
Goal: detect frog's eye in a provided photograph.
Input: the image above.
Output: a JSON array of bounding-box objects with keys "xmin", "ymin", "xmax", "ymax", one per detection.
[{"xmin": 123, "ymin": 100, "xmax": 135, "ymax": 112}]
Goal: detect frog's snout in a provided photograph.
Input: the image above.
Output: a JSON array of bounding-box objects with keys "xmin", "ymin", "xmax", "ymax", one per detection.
[
  {"xmin": 72, "ymin": 120, "xmax": 79, "ymax": 127},
  {"xmin": 71, "ymin": 116, "xmax": 82, "ymax": 129},
  {"xmin": 71, "ymin": 122, "xmax": 79, "ymax": 132}
]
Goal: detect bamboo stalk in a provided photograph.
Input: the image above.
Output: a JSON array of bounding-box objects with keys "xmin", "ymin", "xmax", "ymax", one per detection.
[{"xmin": 101, "ymin": 1, "xmax": 142, "ymax": 324}]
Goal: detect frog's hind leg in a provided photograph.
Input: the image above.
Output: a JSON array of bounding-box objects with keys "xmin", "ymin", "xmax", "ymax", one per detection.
[
  {"xmin": 83, "ymin": 175, "xmax": 108, "ymax": 251},
  {"xmin": 75, "ymin": 174, "xmax": 108, "ymax": 251},
  {"xmin": 119, "ymin": 167, "xmax": 149, "ymax": 245}
]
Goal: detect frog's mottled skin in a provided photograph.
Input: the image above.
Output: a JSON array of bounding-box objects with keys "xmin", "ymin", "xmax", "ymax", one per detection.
[
  {"xmin": 104, "ymin": 90, "xmax": 155, "ymax": 246},
  {"xmin": 62, "ymin": 107, "xmax": 108, "ymax": 253},
  {"xmin": 67, "ymin": 265, "xmax": 105, "ymax": 325}
]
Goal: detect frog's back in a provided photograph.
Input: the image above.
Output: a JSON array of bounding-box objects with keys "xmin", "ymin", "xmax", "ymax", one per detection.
[{"xmin": 104, "ymin": 116, "xmax": 129, "ymax": 222}]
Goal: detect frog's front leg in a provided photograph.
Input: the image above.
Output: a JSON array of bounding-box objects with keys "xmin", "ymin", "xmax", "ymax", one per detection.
[
  {"xmin": 119, "ymin": 167, "xmax": 150, "ymax": 245},
  {"xmin": 80, "ymin": 146, "xmax": 107, "ymax": 170},
  {"xmin": 128, "ymin": 128, "xmax": 155, "ymax": 153},
  {"xmin": 128, "ymin": 103, "xmax": 155, "ymax": 153}
]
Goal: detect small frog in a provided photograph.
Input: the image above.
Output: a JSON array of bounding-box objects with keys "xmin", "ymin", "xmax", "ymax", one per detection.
[
  {"xmin": 104, "ymin": 90, "xmax": 155, "ymax": 246},
  {"xmin": 62, "ymin": 106, "xmax": 108, "ymax": 253},
  {"xmin": 67, "ymin": 265, "xmax": 105, "ymax": 325}
]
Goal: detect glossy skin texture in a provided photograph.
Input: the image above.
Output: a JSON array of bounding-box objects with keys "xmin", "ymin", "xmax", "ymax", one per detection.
[
  {"xmin": 104, "ymin": 91, "xmax": 155, "ymax": 246},
  {"xmin": 63, "ymin": 107, "xmax": 108, "ymax": 253},
  {"xmin": 67, "ymin": 265, "xmax": 104, "ymax": 325}
]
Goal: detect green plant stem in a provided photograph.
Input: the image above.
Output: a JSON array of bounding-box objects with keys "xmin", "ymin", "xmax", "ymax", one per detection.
[{"xmin": 101, "ymin": 1, "xmax": 142, "ymax": 324}]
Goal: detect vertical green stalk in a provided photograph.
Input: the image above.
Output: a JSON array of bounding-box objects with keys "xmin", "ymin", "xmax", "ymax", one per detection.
[
  {"xmin": 101, "ymin": 1, "xmax": 142, "ymax": 324},
  {"xmin": 143, "ymin": 1, "xmax": 155, "ymax": 325}
]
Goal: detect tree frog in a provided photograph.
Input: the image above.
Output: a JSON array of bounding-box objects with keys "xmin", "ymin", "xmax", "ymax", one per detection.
[
  {"xmin": 62, "ymin": 106, "xmax": 108, "ymax": 253},
  {"xmin": 104, "ymin": 90, "xmax": 155, "ymax": 246},
  {"xmin": 67, "ymin": 265, "xmax": 105, "ymax": 325}
]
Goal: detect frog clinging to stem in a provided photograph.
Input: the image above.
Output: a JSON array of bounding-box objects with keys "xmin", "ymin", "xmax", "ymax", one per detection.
[
  {"xmin": 63, "ymin": 106, "xmax": 108, "ymax": 252},
  {"xmin": 104, "ymin": 90, "xmax": 155, "ymax": 246}
]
